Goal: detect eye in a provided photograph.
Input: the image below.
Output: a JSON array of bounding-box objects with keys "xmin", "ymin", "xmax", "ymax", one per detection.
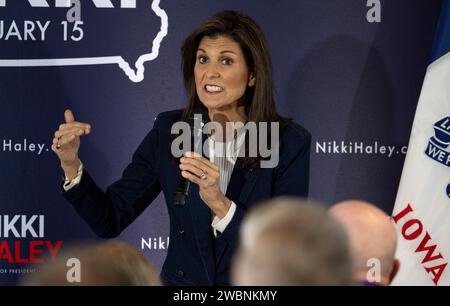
[
  {"xmin": 197, "ymin": 56, "xmax": 208, "ymax": 64},
  {"xmin": 221, "ymin": 58, "xmax": 233, "ymax": 65}
]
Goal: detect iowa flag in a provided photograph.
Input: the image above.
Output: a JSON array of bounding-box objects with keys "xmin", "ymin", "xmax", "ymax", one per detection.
[{"xmin": 392, "ymin": 1, "xmax": 450, "ymax": 286}]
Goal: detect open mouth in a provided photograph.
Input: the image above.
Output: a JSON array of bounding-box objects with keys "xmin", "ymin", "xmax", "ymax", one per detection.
[{"xmin": 205, "ymin": 85, "xmax": 224, "ymax": 93}]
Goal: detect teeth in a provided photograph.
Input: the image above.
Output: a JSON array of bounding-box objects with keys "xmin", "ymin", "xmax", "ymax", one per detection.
[{"xmin": 206, "ymin": 85, "xmax": 224, "ymax": 92}]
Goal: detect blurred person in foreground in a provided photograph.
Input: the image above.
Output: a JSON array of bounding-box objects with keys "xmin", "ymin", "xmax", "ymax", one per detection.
[
  {"xmin": 20, "ymin": 241, "xmax": 161, "ymax": 286},
  {"xmin": 231, "ymin": 197, "xmax": 352, "ymax": 286},
  {"xmin": 329, "ymin": 200, "xmax": 400, "ymax": 286}
]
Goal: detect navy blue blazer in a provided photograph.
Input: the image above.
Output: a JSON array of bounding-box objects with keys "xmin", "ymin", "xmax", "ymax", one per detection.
[{"xmin": 62, "ymin": 109, "xmax": 311, "ymax": 286}]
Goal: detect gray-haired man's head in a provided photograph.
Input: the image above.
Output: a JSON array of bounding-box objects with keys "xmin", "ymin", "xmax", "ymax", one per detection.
[{"xmin": 232, "ymin": 197, "xmax": 352, "ymax": 286}]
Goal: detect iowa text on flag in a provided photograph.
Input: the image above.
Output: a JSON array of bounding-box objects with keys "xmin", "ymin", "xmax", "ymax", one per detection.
[{"xmin": 392, "ymin": 0, "xmax": 450, "ymax": 286}]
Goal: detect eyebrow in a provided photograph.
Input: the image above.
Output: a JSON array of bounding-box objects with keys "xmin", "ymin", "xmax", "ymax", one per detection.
[{"xmin": 197, "ymin": 48, "xmax": 237, "ymax": 55}]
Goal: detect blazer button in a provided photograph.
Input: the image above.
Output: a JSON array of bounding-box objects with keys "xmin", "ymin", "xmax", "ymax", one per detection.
[
  {"xmin": 177, "ymin": 270, "xmax": 184, "ymax": 278},
  {"xmin": 179, "ymin": 229, "xmax": 185, "ymax": 235}
]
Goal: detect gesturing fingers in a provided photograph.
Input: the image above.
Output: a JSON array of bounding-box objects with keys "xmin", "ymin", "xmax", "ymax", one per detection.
[
  {"xmin": 58, "ymin": 122, "xmax": 91, "ymax": 134},
  {"xmin": 54, "ymin": 127, "xmax": 86, "ymax": 139},
  {"xmin": 54, "ymin": 133, "xmax": 78, "ymax": 149},
  {"xmin": 52, "ymin": 137, "xmax": 75, "ymax": 152},
  {"xmin": 64, "ymin": 109, "xmax": 75, "ymax": 123}
]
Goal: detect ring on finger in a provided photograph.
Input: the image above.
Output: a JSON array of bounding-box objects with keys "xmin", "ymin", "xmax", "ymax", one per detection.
[
  {"xmin": 199, "ymin": 172, "xmax": 207, "ymax": 180},
  {"xmin": 56, "ymin": 136, "xmax": 62, "ymax": 149}
]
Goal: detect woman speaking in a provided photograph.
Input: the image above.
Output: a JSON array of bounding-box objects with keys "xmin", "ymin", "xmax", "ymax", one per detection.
[{"xmin": 52, "ymin": 11, "xmax": 311, "ymax": 286}]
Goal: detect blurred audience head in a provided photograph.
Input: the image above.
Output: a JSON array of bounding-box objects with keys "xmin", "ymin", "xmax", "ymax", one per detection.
[
  {"xmin": 329, "ymin": 200, "xmax": 400, "ymax": 286},
  {"xmin": 231, "ymin": 197, "xmax": 352, "ymax": 286},
  {"xmin": 20, "ymin": 240, "xmax": 161, "ymax": 286}
]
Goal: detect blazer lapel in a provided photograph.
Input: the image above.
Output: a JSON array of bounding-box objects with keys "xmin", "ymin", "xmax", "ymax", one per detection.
[
  {"xmin": 213, "ymin": 159, "xmax": 259, "ymax": 265},
  {"xmin": 225, "ymin": 158, "xmax": 259, "ymax": 208}
]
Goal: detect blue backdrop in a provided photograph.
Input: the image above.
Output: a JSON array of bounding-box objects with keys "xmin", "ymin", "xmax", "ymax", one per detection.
[{"xmin": 0, "ymin": 0, "xmax": 443, "ymax": 285}]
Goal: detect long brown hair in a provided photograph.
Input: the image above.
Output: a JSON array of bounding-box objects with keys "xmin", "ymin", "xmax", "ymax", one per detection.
[{"xmin": 180, "ymin": 11, "xmax": 288, "ymax": 169}]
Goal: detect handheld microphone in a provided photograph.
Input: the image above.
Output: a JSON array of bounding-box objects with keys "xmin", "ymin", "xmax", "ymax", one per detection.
[{"xmin": 174, "ymin": 108, "xmax": 209, "ymax": 206}]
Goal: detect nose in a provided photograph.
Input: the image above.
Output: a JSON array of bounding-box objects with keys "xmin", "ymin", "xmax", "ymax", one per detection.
[{"xmin": 205, "ymin": 63, "xmax": 220, "ymax": 79}]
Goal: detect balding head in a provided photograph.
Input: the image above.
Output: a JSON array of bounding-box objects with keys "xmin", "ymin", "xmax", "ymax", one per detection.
[
  {"xmin": 232, "ymin": 197, "xmax": 352, "ymax": 286},
  {"xmin": 329, "ymin": 200, "xmax": 399, "ymax": 285}
]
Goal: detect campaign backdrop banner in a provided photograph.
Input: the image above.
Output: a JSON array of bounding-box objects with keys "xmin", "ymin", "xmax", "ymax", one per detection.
[{"xmin": 0, "ymin": 0, "xmax": 443, "ymax": 285}]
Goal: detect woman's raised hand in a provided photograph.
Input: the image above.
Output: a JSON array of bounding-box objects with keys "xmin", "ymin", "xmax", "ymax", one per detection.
[{"xmin": 52, "ymin": 109, "xmax": 91, "ymax": 180}]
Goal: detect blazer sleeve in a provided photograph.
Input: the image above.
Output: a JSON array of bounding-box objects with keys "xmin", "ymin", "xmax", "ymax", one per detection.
[{"xmin": 62, "ymin": 116, "xmax": 163, "ymax": 238}]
